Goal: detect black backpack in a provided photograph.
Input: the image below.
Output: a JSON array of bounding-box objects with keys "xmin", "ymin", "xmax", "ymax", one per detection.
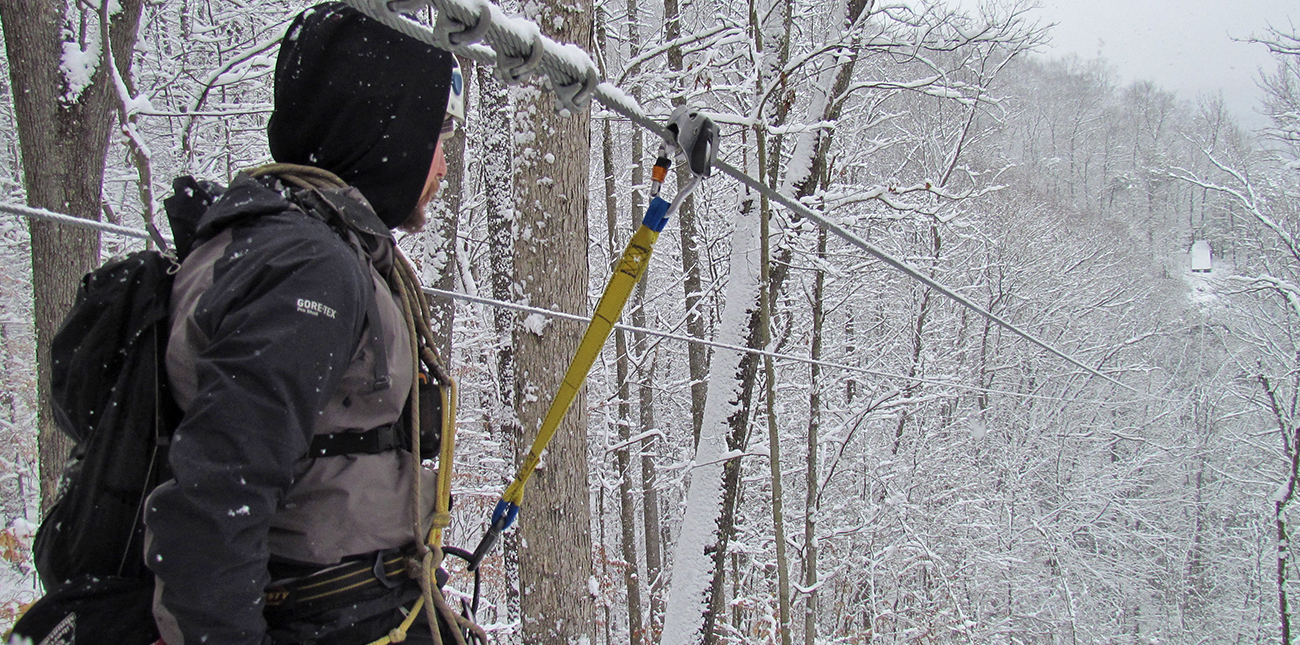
[{"xmin": 10, "ymin": 177, "xmax": 218, "ymax": 645}]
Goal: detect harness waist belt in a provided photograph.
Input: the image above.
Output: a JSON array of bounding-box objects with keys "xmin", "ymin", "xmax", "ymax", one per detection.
[{"xmin": 264, "ymin": 548, "xmax": 411, "ymax": 619}]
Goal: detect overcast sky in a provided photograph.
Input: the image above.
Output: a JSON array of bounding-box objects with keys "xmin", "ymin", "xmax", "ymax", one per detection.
[{"xmin": 1017, "ymin": 0, "xmax": 1296, "ymax": 130}]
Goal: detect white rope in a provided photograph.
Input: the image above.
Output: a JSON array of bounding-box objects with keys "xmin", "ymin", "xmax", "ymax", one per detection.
[
  {"xmin": 0, "ymin": 202, "xmax": 162, "ymax": 242},
  {"xmin": 426, "ymin": 287, "xmax": 1134, "ymax": 406},
  {"xmin": 0, "ymin": 204, "xmax": 1124, "ymax": 405},
  {"xmin": 339, "ymin": 0, "xmax": 1135, "ymax": 394}
]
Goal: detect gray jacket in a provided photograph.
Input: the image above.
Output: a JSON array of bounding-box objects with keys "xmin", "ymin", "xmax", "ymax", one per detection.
[{"xmin": 144, "ymin": 174, "xmax": 435, "ymax": 645}]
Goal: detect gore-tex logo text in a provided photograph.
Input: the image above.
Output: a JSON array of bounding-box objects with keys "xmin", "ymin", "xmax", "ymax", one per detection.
[{"xmin": 297, "ymin": 298, "xmax": 337, "ymax": 319}]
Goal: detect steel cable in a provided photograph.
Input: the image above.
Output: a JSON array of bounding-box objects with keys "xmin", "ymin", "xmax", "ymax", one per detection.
[{"xmin": 339, "ymin": 0, "xmax": 1134, "ymax": 392}]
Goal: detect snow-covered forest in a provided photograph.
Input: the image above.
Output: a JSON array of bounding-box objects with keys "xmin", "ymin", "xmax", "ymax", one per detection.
[{"xmin": 1, "ymin": 0, "xmax": 1298, "ymax": 643}]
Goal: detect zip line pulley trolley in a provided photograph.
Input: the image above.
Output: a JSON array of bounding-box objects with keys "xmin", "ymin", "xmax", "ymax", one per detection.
[{"xmin": 466, "ymin": 107, "xmax": 719, "ymax": 572}]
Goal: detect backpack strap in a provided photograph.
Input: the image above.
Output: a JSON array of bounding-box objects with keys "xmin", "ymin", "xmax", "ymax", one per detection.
[
  {"xmin": 308, "ymin": 422, "xmax": 404, "ymax": 458},
  {"xmin": 361, "ymin": 281, "xmax": 392, "ymax": 392},
  {"xmin": 163, "ymin": 176, "xmax": 225, "ymax": 262}
]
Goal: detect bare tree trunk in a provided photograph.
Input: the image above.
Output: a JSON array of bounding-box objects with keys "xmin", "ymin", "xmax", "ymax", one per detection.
[
  {"xmin": 803, "ymin": 226, "xmax": 827, "ymax": 645},
  {"xmin": 701, "ymin": 135, "xmax": 765, "ymax": 645},
  {"xmin": 628, "ymin": 123, "xmax": 660, "ymax": 645},
  {"xmin": 0, "ymin": 0, "xmax": 144, "ymax": 511},
  {"xmin": 763, "ymin": 0, "xmax": 794, "ymax": 188},
  {"xmin": 639, "ymin": 349, "xmax": 664, "ymax": 637},
  {"xmin": 661, "ymin": 152, "xmax": 763, "ymax": 645},
  {"xmin": 728, "ymin": 480, "xmax": 747, "ymax": 637},
  {"xmin": 597, "ymin": 7, "xmax": 646, "ymax": 638},
  {"xmin": 663, "ymin": 0, "xmax": 708, "ymax": 449},
  {"xmin": 603, "ymin": 113, "xmax": 644, "ymax": 645},
  {"xmin": 844, "ymin": 315, "xmax": 856, "ymax": 404},
  {"xmin": 691, "ymin": 0, "xmax": 865, "ymax": 614},
  {"xmin": 1280, "ymin": 502, "xmax": 1293, "ymax": 645},
  {"xmin": 892, "ymin": 225, "xmax": 940, "ymax": 455},
  {"xmin": 701, "ymin": 378, "xmax": 756, "ymax": 644},
  {"xmin": 615, "ymin": 371, "xmax": 644, "ymax": 645},
  {"xmin": 1261, "ymin": 374, "xmax": 1298, "ymax": 645},
  {"xmin": 511, "ymin": 0, "xmax": 594, "ymax": 638},
  {"xmin": 620, "ymin": 3, "xmax": 666, "ymax": 630},
  {"xmin": 598, "ymin": 483, "xmax": 611, "ymax": 645},
  {"xmin": 477, "ymin": 63, "xmax": 520, "ymax": 620},
  {"xmin": 749, "ymin": 7, "xmax": 792, "ymax": 630},
  {"xmin": 761, "ymin": 209, "xmax": 792, "ymax": 645}
]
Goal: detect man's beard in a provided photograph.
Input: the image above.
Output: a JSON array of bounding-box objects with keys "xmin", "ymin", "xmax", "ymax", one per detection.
[
  {"xmin": 402, "ymin": 180, "xmax": 439, "ymax": 232},
  {"xmin": 400, "ymin": 204, "xmax": 428, "ymax": 233}
]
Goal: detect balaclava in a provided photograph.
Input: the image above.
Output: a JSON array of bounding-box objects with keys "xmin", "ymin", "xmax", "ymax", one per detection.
[{"xmin": 268, "ymin": 2, "xmax": 454, "ymax": 228}]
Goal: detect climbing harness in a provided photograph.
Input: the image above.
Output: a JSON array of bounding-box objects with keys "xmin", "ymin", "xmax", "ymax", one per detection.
[
  {"xmin": 238, "ymin": 165, "xmax": 482, "ymax": 645},
  {"xmin": 465, "ymin": 108, "xmax": 719, "ymax": 572}
]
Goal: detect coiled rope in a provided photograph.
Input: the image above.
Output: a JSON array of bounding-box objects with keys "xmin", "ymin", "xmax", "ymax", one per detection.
[{"xmin": 244, "ymin": 163, "xmax": 477, "ymax": 645}]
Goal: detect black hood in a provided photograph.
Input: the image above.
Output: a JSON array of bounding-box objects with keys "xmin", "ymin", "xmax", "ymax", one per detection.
[{"xmin": 268, "ymin": 2, "xmax": 453, "ymax": 228}]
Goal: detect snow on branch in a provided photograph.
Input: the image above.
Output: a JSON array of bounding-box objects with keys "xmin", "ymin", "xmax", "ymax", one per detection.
[
  {"xmin": 821, "ymin": 179, "xmax": 1006, "ymax": 218},
  {"xmin": 1246, "ymin": 26, "xmax": 1300, "ymax": 57},
  {"xmin": 614, "ymin": 22, "xmax": 742, "ymax": 85},
  {"xmin": 60, "ymin": 0, "xmax": 124, "ymax": 103},
  {"xmin": 1242, "ymin": 274, "xmax": 1300, "ymax": 320},
  {"xmin": 1169, "ymin": 154, "xmax": 1300, "ymax": 266},
  {"xmin": 180, "ymin": 30, "xmax": 286, "ymax": 149}
]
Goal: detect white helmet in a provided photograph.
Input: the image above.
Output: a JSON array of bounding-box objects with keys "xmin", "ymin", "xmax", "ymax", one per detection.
[{"xmin": 441, "ymin": 57, "xmax": 465, "ymax": 139}]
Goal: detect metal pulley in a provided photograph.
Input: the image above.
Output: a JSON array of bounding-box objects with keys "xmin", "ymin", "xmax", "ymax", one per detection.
[{"xmin": 665, "ymin": 106, "xmax": 719, "ymax": 178}]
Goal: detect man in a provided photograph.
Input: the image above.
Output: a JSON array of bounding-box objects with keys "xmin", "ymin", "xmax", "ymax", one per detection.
[{"xmin": 143, "ymin": 4, "xmax": 464, "ymax": 643}]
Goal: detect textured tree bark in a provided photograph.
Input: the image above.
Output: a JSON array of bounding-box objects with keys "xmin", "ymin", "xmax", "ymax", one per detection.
[
  {"xmin": 510, "ymin": 0, "xmax": 594, "ymax": 637},
  {"xmin": 477, "ymin": 62, "xmax": 521, "ymax": 620},
  {"xmin": 638, "ymin": 349, "xmax": 664, "ymax": 636},
  {"xmin": 602, "ymin": 113, "xmax": 644, "ymax": 645},
  {"xmin": 479, "ymin": 68, "xmax": 515, "ymax": 407},
  {"xmin": 663, "ymin": 0, "xmax": 709, "ymax": 449},
  {"xmin": 0, "ymin": 0, "xmax": 143, "ymax": 511},
  {"xmin": 761, "ymin": 190, "xmax": 792, "ymax": 645}
]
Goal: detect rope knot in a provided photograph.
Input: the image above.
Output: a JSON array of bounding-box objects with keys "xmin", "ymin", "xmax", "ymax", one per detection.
[{"xmin": 406, "ymin": 556, "xmax": 426, "ymax": 579}]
